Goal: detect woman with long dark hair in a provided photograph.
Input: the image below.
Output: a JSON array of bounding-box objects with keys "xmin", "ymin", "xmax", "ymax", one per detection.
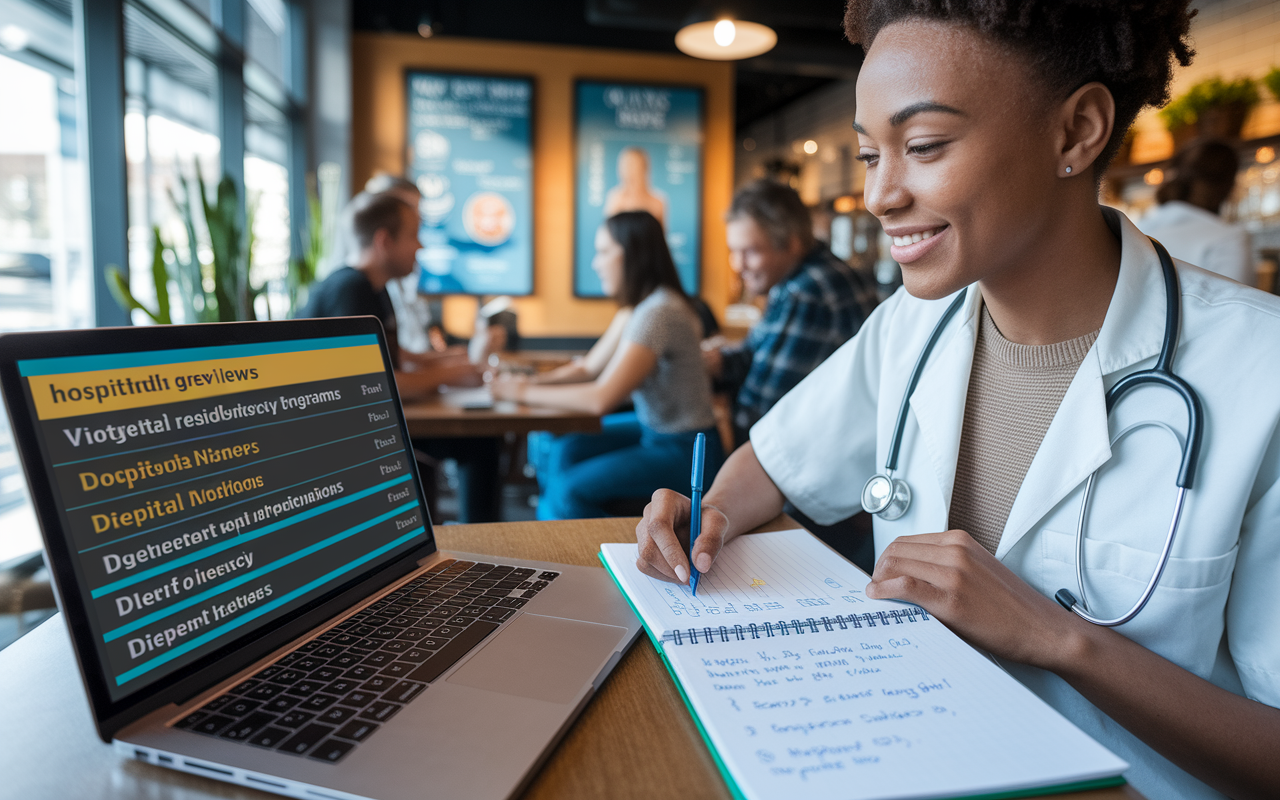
[
  {"xmin": 492, "ymin": 210, "xmax": 724, "ymax": 519},
  {"xmin": 635, "ymin": 2, "xmax": 1280, "ymax": 797}
]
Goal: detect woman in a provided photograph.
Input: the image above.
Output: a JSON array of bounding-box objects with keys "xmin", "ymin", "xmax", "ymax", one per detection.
[
  {"xmin": 635, "ymin": 3, "xmax": 1280, "ymax": 798},
  {"xmin": 493, "ymin": 211, "xmax": 724, "ymax": 519}
]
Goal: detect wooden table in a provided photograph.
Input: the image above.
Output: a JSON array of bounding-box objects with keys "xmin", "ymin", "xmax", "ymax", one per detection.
[
  {"xmin": 401, "ymin": 393, "xmax": 602, "ymax": 438},
  {"xmin": 0, "ymin": 516, "xmax": 1143, "ymax": 800}
]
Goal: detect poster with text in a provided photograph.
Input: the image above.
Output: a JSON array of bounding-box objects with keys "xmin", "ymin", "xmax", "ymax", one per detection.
[
  {"xmin": 407, "ymin": 71, "xmax": 533, "ymax": 296},
  {"xmin": 574, "ymin": 81, "xmax": 703, "ymax": 297}
]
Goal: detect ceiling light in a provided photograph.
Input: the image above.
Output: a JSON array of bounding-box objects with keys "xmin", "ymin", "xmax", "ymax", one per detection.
[
  {"xmin": 676, "ymin": 18, "xmax": 776, "ymax": 61},
  {"xmin": 418, "ymin": 14, "xmax": 436, "ymax": 38},
  {"xmin": 0, "ymin": 24, "xmax": 31, "ymax": 52},
  {"xmin": 714, "ymin": 20, "xmax": 735, "ymax": 46}
]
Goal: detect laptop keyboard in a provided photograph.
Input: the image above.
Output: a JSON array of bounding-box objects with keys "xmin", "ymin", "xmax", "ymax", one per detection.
[{"xmin": 173, "ymin": 558, "xmax": 560, "ymax": 763}]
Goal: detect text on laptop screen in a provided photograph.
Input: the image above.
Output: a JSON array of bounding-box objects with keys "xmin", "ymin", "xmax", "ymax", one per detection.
[{"xmin": 16, "ymin": 334, "xmax": 429, "ymax": 700}]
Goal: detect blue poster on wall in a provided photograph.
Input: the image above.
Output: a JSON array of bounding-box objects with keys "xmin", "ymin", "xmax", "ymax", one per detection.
[
  {"xmin": 406, "ymin": 71, "xmax": 533, "ymax": 296},
  {"xmin": 574, "ymin": 81, "xmax": 703, "ymax": 297}
]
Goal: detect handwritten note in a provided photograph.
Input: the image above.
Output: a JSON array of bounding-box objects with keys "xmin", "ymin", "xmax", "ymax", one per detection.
[
  {"xmin": 600, "ymin": 529, "xmax": 1128, "ymax": 800},
  {"xmin": 663, "ymin": 619, "xmax": 1126, "ymax": 800},
  {"xmin": 601, "ymin": 530, "xmax": 877, "ymax": 633}
]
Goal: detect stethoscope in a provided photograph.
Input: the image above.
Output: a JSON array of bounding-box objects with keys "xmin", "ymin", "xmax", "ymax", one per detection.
[{"xmin": 860, "ymin": 238, "xmax": 1203, "ymax": 627}]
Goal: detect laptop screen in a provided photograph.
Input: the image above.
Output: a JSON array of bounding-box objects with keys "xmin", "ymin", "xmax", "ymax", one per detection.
[{"xmin": 14, "ymin": 332, "xmax": 430, "ymax": 702}]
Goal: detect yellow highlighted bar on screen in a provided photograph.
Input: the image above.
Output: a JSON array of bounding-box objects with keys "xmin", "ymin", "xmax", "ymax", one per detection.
[{"xmin": 28, "ymin": 345, "xmax": 386, "ymax": 421}]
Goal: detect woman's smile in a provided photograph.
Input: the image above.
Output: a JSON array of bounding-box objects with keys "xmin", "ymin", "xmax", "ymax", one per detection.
[{"xmin": 887, "ymin": 224, "xmax": 950, "ymax": 263}]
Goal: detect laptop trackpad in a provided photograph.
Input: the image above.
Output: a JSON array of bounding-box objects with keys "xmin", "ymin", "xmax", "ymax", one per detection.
[{"xmin": 446, "ymin": 613, "xmax": 627, "ymax": 705}]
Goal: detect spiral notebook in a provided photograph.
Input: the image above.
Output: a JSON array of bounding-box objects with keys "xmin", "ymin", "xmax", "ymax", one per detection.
[{"xmin": 599, "ymin": 529, "xmax": 1128, "ymax": 800}]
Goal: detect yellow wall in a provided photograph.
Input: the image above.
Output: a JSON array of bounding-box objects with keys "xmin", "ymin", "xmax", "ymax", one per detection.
[{"xmin": 351, "ymin": 33, "xmax": 735, "ymax": 337}]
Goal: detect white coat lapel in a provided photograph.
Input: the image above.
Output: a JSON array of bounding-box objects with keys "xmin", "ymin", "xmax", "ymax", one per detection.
[
  {"xmin": 995, "ymin": 211, "xmax": 1166, "ymax": 559},
  {"xmin": 908, "ymin": 288, "xmax": 981, "ymax": 518}
]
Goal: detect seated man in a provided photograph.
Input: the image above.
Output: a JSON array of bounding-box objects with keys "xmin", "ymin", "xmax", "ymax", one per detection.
[
  {"xmin": 704, "ymin": 180, "xmax": 879, "ymax": 448},
  {"xmin": 303, "ymin": 193, "xmax": 500, "ymax": 522}
]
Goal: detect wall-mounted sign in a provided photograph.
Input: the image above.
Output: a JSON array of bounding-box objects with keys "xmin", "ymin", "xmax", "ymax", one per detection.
[
  {"xmin": 406, "ymin": 71, "xmax": 534, "ymax": 296},
  {"xmin": 574, "ymin": 81, "xmax": 703, "ymax": 297}
]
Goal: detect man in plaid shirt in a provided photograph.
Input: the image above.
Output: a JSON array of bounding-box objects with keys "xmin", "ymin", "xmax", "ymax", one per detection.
[{"xmin": 704, "ymin": 181, "xmax": 878, "ymax": 447}]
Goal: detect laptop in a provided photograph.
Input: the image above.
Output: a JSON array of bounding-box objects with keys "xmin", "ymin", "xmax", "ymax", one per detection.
[{"xmin": 0, "ymin": 317, "xmax": 642, "ymax": 800}]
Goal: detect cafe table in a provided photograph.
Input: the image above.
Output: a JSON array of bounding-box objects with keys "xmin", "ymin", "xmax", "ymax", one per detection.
[
  {"xmin": 400, "ymin": 392, "xmax": 602, "ymax": 439},
  {"xmin": 0, "ymin": 515, "xmax": 1143, "ymax": 800}
]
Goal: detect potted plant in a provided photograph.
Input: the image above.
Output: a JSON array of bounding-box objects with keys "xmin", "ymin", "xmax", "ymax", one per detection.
[
  {"xmin": 1264, "ymin": 66, "xmax": 1280, "ymax": 102},
  {"xmin": 1160, "ymin": 76, "xmax": 1260, "ymax": 145},
  {"xmin": 109, "ymin": 167, "xmax": 265, "ymax": 324}
]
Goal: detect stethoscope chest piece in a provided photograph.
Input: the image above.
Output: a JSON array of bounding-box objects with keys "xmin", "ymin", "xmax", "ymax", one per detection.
[{"xmin": 862, "ymin": 472, "xmax": 911, "ymax": 520}]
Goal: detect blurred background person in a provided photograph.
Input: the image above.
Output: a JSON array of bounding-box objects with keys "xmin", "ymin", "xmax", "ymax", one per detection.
[
  {"xmin": 703, "ymin": 180, "xmax": 879, "ymax": 448},
  {"xmin": 492, "ymin": 211, "xmax": 723, "ymax": 519},
  {"xmin": 303, "ymin": 193, "xmax": 478, "ymax": 394},
  {"xmin": 337, "ymin": 173, "xmax": 440, "ymax": 354},
  {"xmin": 1137, "ymin": 139, "xmax": 1253, "ymax": 285},
  {"xmin": 303, "ymin": 193, "xmax": 500, "ymax": 523}
]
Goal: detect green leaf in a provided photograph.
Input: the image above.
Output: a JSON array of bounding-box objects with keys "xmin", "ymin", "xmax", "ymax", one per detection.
[
  {"xmin": 149, "ymin": 225, "xmax": 172, "ymax": 324},
  {"xmin": 106, "ymin": 265, "xmax": 161, "ymax": 325}
]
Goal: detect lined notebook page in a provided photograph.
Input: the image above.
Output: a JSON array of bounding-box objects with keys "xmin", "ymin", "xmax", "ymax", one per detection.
[
  {"xmin": 600, "ymin": 528, "xmax": 1127, "ymax": 799},
  {"xmin": 663, "ymin": 618, "xmax": 1127, "ymax": 800},
  {"xmin": 601, "ymin": 530, "xmax": 891, "ymax": 635}
]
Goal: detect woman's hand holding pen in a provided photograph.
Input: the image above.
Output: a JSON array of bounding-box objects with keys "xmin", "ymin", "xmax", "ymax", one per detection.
[
  {"xmin": 635, "ymin": 489, "xmax": 730, "ymax": 585},
  {"xmin": 865, "ymin": 530, "xmax": 1080, "ymax": 671},
  {"xmin": 634, "ymin": 443, "xmax": 787, "ymax": 584}
]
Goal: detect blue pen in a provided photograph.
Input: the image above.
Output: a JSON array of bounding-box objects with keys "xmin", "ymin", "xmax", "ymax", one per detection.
[{"xmin": 689, "ymin": 432, "xmax": 706, "ymax": 596}]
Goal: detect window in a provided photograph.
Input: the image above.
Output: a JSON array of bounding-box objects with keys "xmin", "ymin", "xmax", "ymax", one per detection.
[
  {"xmin": 119, "ymin": 0, "xmax": 307, "ymax": 323},
  {"xmin": 0, "ymin": 0, "xmax": 90, "ymax": 335},
  {"xmin": 124, "ymin": 4, "xmax": 222, "ymax": 323}
]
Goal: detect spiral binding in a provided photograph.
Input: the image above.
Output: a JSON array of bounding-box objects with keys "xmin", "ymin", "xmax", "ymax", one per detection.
[{"xmin": 659, "ymin": 606, "xmax": 931, "ymax": 646}]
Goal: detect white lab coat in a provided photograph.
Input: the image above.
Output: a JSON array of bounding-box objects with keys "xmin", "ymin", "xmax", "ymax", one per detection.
[
  {"xmin": 751, "ymin": 209, "xmax": 1280, "ymax": 799},
  {"xmin": 1136, "ymin": 200, "xmax": 1253, "ymax": 286}
]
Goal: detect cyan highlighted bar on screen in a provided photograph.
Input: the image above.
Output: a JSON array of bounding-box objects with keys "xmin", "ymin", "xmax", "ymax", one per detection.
[
  {"xmin": 102, "ymin": 500, "xmax": 421, "ymax": 643},
  {"xmin": 90, "ymin": 474, "xmax": 414, "ymax": 599},
  {"xmin": 114, "ymin": 526, "xmax": 426, "ymax": 687},
  {"xmin": 17, "ymin": 334, "xmax": 380, "ymax": 376}
]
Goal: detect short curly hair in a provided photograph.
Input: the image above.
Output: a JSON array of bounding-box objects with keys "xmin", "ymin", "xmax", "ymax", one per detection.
[{"xmin": 843, "ymin": 0, "xmax": 1195, "ymax": 173}]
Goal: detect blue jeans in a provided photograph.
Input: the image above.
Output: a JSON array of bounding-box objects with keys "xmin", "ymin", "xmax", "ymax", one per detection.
[{"xmin": 531, "ymin": 412, "xmax": 725, "ymax": 520}]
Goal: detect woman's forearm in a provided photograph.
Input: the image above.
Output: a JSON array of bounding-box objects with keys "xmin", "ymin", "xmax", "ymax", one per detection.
[
  {"xmin": 520, "ymin": 382, "xmax": 616, "ymax": 416},
  {"xmin": 532, "ymin": 360, "xmax": 594, "ymax": 385},
  {"xmin": 703, "ymin": 443, "xmax": 787, "ymax": 541},
  {"xmin": 1050, "ymin": 618, "xmax": 1280, "ymax": 800}
]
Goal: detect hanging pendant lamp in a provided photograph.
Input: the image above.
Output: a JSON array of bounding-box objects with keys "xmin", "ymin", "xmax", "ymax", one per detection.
[{"xmin": 675, "ymin": 17, "xmax": 776, "ymax": 61}]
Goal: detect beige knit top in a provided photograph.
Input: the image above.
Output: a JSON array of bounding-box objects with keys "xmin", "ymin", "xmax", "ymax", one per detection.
[{"xmin": 949, "ymin": 307, "xmax": 1100, "ymax": 554}]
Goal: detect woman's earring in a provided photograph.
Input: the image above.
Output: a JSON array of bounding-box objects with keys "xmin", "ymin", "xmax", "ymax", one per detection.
[{"xmin": 1064, "ymin": 166, "xmax": 1073, "ymax": 174}]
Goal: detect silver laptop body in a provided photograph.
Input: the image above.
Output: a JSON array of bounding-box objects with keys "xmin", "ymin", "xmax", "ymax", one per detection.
[{"xmin": 0, "ymin": 317, "xmax": 642, "ymax": 800}]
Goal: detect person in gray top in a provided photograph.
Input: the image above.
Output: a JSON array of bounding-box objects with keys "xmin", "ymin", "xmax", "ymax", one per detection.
[{"xmin": 491, "ymin": 211, "xmax": 725, "ymax": 519}]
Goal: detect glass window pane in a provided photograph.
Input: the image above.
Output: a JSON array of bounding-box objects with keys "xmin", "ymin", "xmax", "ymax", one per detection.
[
  {"xmin": 124, "ymin": 3, "xmax": 221, "ymax": 325},
  {"xmin": 245, "ymin": 91, "xmax": 290, "ymax": 318},
  {"xmin": 246, "ymin": 0, "xmax": 288, "ymax": 88},
  {"xmin": 0, "ymin": 3, "xmax": 90, "ymax": 335}
]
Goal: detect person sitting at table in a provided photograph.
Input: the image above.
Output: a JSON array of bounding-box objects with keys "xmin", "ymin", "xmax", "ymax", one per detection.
[
  {"xmin": 702, "ymin": 180, "xmax": 879, "ymax": 449},
  {"xmin": 302, "ymin": 192, "xmax": 501, "ymax": 523},
  {"xmin": 491, "ymin": 211, "xmax": 724, "ymax": 519}
]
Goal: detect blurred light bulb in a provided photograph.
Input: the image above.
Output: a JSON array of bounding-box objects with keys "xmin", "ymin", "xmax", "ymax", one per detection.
[
  {"xmin": 714, "ymin": 20, "xmax": 736, "ymax": 47},
  {"xmin": 803, "ymin": 139, "xmax": 818, "ymax": 155},
  {"xmin": 1144, "ymin": 168, "xmax": 1164, "ymax": 186},
  {"xmin": 1257, "ymin": 146, "xmax": 1276, "ymax": 165},
  {"xmin": 0, "ymin": 24, "xmax": 30, "ymax": 51}
]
